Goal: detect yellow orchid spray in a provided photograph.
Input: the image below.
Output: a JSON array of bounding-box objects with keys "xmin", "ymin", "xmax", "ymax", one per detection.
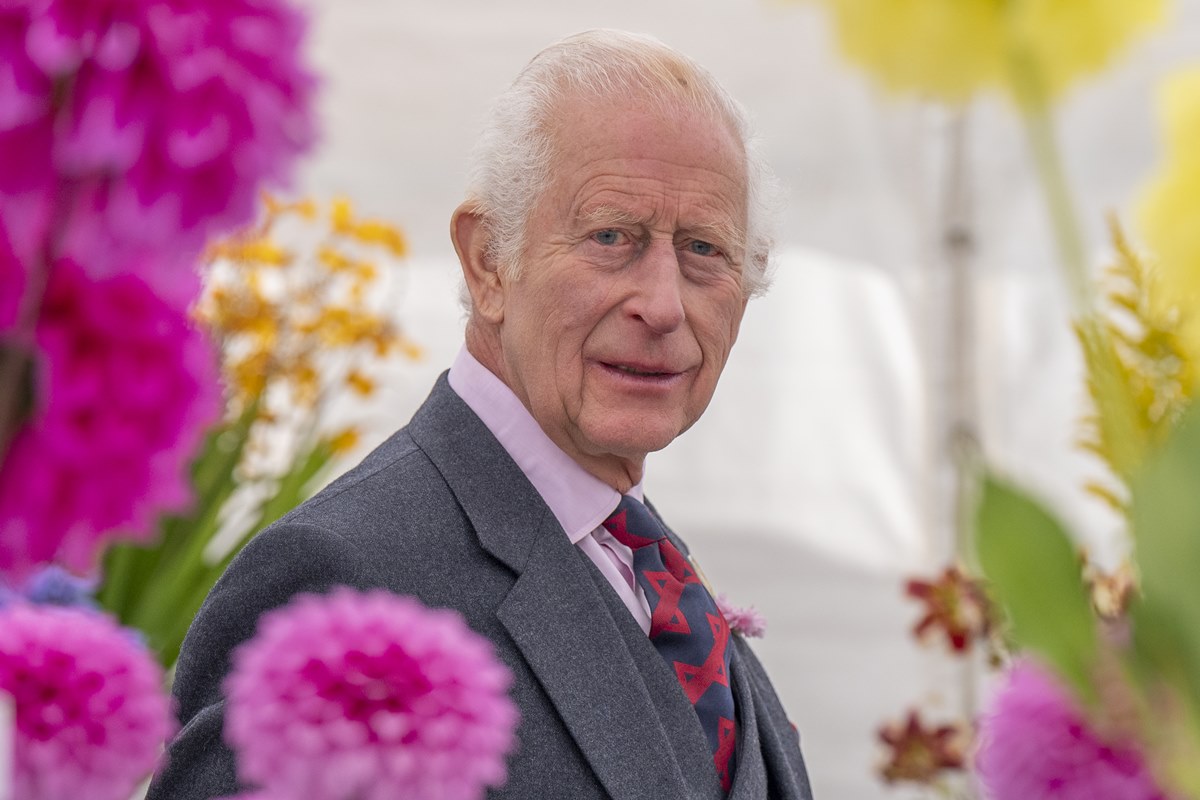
[{"xmin": 100, "ymin": 195, "xmax": 420, "ymax": 667}]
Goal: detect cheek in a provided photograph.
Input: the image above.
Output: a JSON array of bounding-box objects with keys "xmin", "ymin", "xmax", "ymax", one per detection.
[{"xmin": 694, "ymin": 293, "xmax": 746, "ymax": 362}]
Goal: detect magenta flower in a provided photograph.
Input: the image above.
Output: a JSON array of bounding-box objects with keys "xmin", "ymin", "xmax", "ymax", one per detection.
[
  {"xmin": 0, "ymin": 603, "xmax": 173, "ymax": 800},
  {"xmin": 0, "ymin": 226, "xmax": 22, "ymax": 331},
  {"xmin": 976, "ymin": 659, "xmax": 1167, "ymax": 800},
  {"xmin": 0, "ymin": 0, "xmax": 316, "ymax": 306},
  {"xmin": 0, "ymin": 260, "xmax": 220, "ymax": 581},
  {"xmin": 224, "ymin": 588, "xmax": 519, "ymax": 800},
  {"xmin": 717, "ymin": 593, "xmax": 767, "ymax": 638}
]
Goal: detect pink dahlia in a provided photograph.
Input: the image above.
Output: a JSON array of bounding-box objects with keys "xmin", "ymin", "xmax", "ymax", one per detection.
[
  {"xmin": 225, "ymin": 588, "xmax": 519, "ymax": 800},
  {"xmin": 0, "ymin": 603, "xmax": 173, "ymax": 800},
  {"xmin": 0, "ymin": 259, "xmax": 220, "ymax": 580},
  {"xmin": 0, "ymin": 225, "xmax": 23, "ymax": 331},
  {"xmin": 717, "ymin": 593, "xmax": 767, "ymax": 638},
  {"xmin": 976, "ymin": 659, "xmax": 1167, "ymax": 800},
  {"xmin": 0, "ymin": 0, "xmax": 317, "ymax": 305}
]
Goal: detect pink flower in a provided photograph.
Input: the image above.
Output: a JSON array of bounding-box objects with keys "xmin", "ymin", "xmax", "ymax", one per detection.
[
  {"xmin": 0, "ymin": 226, "xmax": 23, "ymax": 331},
  {"xmin": 976, "ymin": 660, "xmax": 1167, "ymax": 800},
  {"xmin": 0, "ymin": 603, "xmax": 173, "ymax": 800},
  {"xmin": 0, "ymin": 0, "xmax": 316, "ymax": 305},
  {"xmin": 224, "ymin": 588, "xmax": 519, "ymax": 800},
  {"xmin": 717, "ymin": 593, "xmax": 767, "ymax": 638},
  {"xmin": 0, "ymin": 260, "xmax": 220, "ymax": 581}
]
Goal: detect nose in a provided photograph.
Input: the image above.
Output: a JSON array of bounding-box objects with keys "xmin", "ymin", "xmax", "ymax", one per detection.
[{"xmin": 626, "ymin": 240, "xmax": 685, "ymax": 333}]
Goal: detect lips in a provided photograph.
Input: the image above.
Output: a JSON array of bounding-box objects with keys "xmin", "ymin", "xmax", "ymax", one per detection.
[
  {"xmin": 600, "ymin": 359, "xmax": 683, "ymax": 377},
  {"xmin": 609, "ymin": 363, "xmax": 673, "ymax": 377}
]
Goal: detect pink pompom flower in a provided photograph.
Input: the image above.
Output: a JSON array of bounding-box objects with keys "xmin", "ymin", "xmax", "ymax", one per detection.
[
  {"xmin": 0, "ymin": 260, "xmax": 220, "ymax": 581},
  {"xmin": 224, "ymin": 588, "xmax": 520, "ymax": 800},
  {"xmin": 717, "ymin": 593, "xmax": 767, "ymax": 638},
  {"xmin": 0, "ymin": 603, "xmax": 174, "ymax": 800},
  {"xmin": 0, "ymin": 0, "xmax": 317, "ymax": 306},
  {"xmin": 975, "ymin": 659, "xmax": 1167, "ymax": 800}
]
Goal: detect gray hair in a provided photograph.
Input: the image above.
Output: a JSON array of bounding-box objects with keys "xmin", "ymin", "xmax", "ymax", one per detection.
[{"xmin": 463, "ymin": 29, "xmax": 779, "ymax": 299}]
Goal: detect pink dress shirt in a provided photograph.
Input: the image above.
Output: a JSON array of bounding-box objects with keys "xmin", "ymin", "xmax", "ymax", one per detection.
[{"xmin": 448, "ymin": 346, "xmax": 653, "ymax": 634}]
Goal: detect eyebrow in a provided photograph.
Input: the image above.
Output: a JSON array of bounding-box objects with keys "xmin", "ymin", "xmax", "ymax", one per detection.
[
  {"xmin": 576, "ymin": 204, "xmax": 746, "ymax": 255},
  {"xmin": 576, "ymin": 204, "xmax": 646, "ymax": 229}
]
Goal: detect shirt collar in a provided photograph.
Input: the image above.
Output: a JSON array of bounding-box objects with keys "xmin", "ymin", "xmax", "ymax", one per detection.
[{"xmin": 448, "ymin": 345, "xmax": 644, "ymax": 543}]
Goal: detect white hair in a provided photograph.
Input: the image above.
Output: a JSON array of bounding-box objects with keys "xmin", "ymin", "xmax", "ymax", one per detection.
[{"xmin": 462, "ymin": 29, "xmax": 780, "ymax": 300}]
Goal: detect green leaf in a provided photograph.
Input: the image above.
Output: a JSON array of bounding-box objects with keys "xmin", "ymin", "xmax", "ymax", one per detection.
[
  {"xmin": 98, "ymin": 400, "xmax": 261, "ymax": 667},
  {"xmin": 251, "ymin": 440, "xmax": 333, "ymax": 533},
  {"xmin": 1129, "ymin": 403, "xmax": 1200, "ymax": 720},
  {"xmin": 974, "ymin": 476, "xmax": 1097, "ymax": 700}
]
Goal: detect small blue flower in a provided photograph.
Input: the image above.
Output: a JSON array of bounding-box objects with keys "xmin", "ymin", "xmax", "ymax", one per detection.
[{"xmin": 23, "ymin": 566, "xmax": 98, "ymax": 609}]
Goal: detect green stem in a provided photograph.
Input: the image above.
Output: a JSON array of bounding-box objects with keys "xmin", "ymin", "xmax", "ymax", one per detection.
[
  {"xmin": 1008, "ymin": 46, "xmax": 1094, "ymax": 317},
  {"xmin": 1008, "ymin": 46, "xmax": 1151, "ymax": 480},
  {"xmin": 98, "ymin": 543, "xmax": 137, "ymax": 620},
  {"xmin": 0, "ymin": 214, "xmax": 56, "ymax": 463}
]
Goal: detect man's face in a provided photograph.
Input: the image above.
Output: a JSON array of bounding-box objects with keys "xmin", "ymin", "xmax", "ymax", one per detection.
[{"xmin": 493, "ymin": 94, "xmax": 750, "ymax": 485}]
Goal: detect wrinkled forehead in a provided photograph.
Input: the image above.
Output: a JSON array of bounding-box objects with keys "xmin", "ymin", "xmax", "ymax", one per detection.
[{"xmin": 540, "ymin": 87, "xmax": 749, "ymax": 194}]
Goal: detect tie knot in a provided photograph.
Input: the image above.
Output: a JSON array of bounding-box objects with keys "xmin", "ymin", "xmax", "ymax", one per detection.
[{"xmin": 602, "ymin": 495, "xmax": 666, "ymax": 550}]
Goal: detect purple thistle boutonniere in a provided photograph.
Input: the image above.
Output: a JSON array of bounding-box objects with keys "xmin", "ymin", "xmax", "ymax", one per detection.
[{"xmin": 716, "ymin": 593, "xmax": 767, "ymax": 638}]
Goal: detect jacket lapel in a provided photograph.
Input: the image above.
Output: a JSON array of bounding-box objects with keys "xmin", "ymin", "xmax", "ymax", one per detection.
[
  {"xmin": 726, "ymin": 644, "xmax": 769, "ymax": 800},
  {"xmin": 732, "ymin": 638, "xmax": 816, "ymax": 800},
  {"xmin": 408, "ymin": 375, "xmax": 690, "ymax": 800},
  {"xmin": 497, "ymin": 537, "xmax": 692, "ymax": 799}
]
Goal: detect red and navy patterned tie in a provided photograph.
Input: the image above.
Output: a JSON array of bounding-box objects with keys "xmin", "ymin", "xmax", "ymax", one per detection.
[{"xmin": 603, "ymin": 495, "xmax": 737, "ymax": 793}]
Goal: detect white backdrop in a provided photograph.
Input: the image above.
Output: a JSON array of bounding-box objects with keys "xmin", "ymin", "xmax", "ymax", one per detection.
[{"xmin": 298, "ymin": 3, "xmax": 1200, "ymax": 797}]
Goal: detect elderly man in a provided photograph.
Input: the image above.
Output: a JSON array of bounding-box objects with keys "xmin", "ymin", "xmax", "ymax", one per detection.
[{"xmin": 150, "ymin": 30, "xmax": 813, "ymax": 800}]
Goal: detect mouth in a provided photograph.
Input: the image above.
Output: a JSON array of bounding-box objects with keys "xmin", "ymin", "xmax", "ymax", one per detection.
[
  {"xmin": 596, "ymin": 360, "xmax": 687, "ymax": 387},
  {"xmin": 608, "ymin": 363, "xmax": 674, "ymax": 378}
]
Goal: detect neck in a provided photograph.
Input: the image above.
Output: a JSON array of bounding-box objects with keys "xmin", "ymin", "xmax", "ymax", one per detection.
[
  {"xmin": 584, "ymin": 457, "xmax": 642, "ymax": 494},
  {"xmin": 464, "ymin": 322, "xmax": 646, "ymax": 494}
]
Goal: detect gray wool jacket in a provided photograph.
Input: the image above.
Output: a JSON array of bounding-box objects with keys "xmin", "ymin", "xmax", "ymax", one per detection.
[{"xmin": 148, "ymin": 374, "xmax": 814, "ymax": 800}]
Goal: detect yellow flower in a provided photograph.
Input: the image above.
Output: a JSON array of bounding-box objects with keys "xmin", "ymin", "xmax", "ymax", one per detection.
[
  {"xmin": 326, "ymin": 427, "xmax": 360, "ymax": 455},
  {"xmin": 345, "ymin": 370, "xmax": 376, "ymax": 396},
  {"xmin": 263, "ymin": 192, "xmax": 319, "ymax": 221},
  {"xmin": 1140, "ymin": 69, "xmax": 1200, "ymax": 358},
  {"xmin": 330, "ymin": 196, "xmax": 355, "ymax": 234},
  {"xmin": 318, "ymin": 246, "xmax": 355, "ymax": 272},
  {"xmin": 348, "ymin": 220, "xmax": 407, "ymax": 257},
  {"xmin": 810, "ymin": 0, "xmax": 1165, "ymax": 104},
  {"xmin": 325, "ymin": 195, "xmax": 408, "ymax": 256},
  {"xmin": 231, "ymin": 352, "xmax": 270, "ymax": 400},
  {"xmin": 208, "ymin": 236, "xmax": 293, "ymax": 267}
]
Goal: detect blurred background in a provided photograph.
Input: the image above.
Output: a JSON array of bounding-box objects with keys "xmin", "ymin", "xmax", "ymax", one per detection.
[{"xmin": 290, "ymin": 2, "xmax": 1199, "ymax": 797}]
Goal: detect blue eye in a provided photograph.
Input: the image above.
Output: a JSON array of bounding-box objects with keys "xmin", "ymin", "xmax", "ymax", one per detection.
[
  {"xmin": 593, "ymin": 230, "xmax": 622, "ymax": 245},
  {"xmin": 688, "ymin": 240, "xmax": 718, "ymax": 256}
]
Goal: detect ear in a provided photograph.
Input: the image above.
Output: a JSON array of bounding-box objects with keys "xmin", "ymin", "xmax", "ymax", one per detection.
[{"xmin": 451, "ymin": 201, "xmax": 505, "ymax": 324}]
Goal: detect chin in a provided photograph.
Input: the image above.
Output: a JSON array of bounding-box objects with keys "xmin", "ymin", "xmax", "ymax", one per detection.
[{"xmin": 585, "ymin": 418, "xmax": 683, "ymax": 460}]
